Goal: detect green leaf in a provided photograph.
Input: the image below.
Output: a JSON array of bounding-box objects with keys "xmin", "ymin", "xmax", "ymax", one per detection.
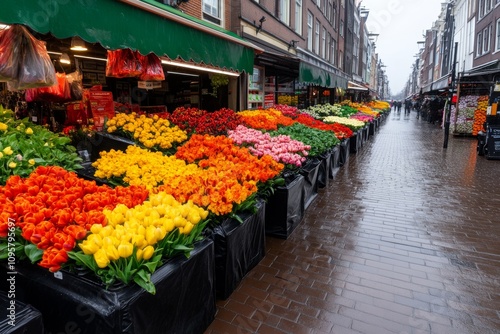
[
  {"xmin": 24, "ymin": 244, "xmax": 43, "ymax": 263},
  {"xmin": 67, "ymin": 251, "xmax": 98, "ymax": 272},
  {"xmin": 133, "ymin": 270, "xmax": 156, "ymax": 295}
]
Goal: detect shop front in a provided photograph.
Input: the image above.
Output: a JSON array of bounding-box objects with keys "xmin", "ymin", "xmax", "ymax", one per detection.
[
  {"xmin": 297, "ymin": 52, "xmax": 349, "ymax": 109},
  {"xmin": 0, "ymin": 0, "xmax": 260, "ymax": 128}
]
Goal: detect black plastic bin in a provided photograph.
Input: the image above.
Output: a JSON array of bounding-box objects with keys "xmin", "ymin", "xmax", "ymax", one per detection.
[
  {"xmin": 0, "ymin": 239, "xmax": 216, "ymax": 334},
  {"xmin": 265, "ymin": 174, "xmax": 305, "ymax": 239},
  {"xmin": 0, "ymin": 290, "xmax": 44, "ymax": 334},
  {"xmin": 211, "ymin": 200, "xmax": 266, "ymax": 300}
]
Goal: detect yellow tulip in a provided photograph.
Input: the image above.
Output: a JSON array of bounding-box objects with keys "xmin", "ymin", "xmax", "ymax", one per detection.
[
  {"xmin": 183, "ymin": 222, "xmax": 194, "ymax": 235},
  {"xmin": 145, "ymin": 225, "xmax": 157, "ymax": 245},
  {"xmin": 105, "ymin": 245, "xmax": 120, "ymax": 261},
  {"xmin": 142, "ymin": 245, "xmax": 155, "ymax": 261},
  {"xmin": 28, "ymin": 159, "xmax": 35, "ymax": 166},
  {"xmin": 90, "ymin": 224, "xmax": 103, "ymax": 235},
  {"xmin": 94, "ymin": 249, "xmax": 110, "ymax": 268},
  {"xmin": 118, "ymin": 243, "xmax": 134, "ymax": 258},
  {"xmin": 8, "ymin": 162, "xmax": 16, "ymax": 169},
  {"xmin": 25, "ymin": 127, "xmax": 33, "ymax": 135},
  {"xmin": 0, "ymin": 152, "xmax": 3, "ymax": 159},
  {"xmin": 0, "ymin": 122, "xmax": 7, "ymax": 131},
  {"xmin": 136, "ymin": 248, "xmax": 144, "ymax": 261},
  {"xmin": 79, "ymin": 242, "xmax": 99, "ymax": 255},
  {"xmin": 3, "ymin": 146, "xmax": 13, "ymax": 155}
]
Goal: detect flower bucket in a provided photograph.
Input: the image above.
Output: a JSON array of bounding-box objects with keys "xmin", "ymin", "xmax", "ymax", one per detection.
[
  {"xmin": 339, "ymin": 138, "xmax": 350, "ymax": 166},
  {"xmin": 265, "ymin": 174, "xmax": 305, "ymax": 239},
  {"xmin": 300, "ymin": 159, "xmax": 320, "ymax": 210},
  {"xmin": 317, "ymin": 151, "xmax": 332, "ymax": 188},
  {"xmin": 211, "ymin": 200, "xmax": 266, "ymax": 300},
  {"xmin": 0, "ymin": 239, "xmax": 216, "ymax": 334},
  {"xmin": 349, "ymin": 132, "xmax": 361, "ymax": 154},
  {"xmin": 329, "ymin": 145, "xmax": 341, "ymax": 178}
]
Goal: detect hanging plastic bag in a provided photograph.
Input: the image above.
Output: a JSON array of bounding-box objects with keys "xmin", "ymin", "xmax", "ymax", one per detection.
[
  {"xmin": 25, "ymin": 72, "xmax": 71, "ymax": 102},
  {"xmin": 106, "ymin": 49, "xmax": 142, "ymax": 78},
  {"xmin": 17, "ymin": 27, "xmax": 57, "ymax": 89},
  {"xmin": 0, "ymin": 25, "xmax": 22, "ymax": 82},
  {"xmin": 67, "ymin": 70, "xmax": 83, "ymax": 100},
  {"xmin": 139, "ymin": 53, "xmax": 165, "ymax": 81}
]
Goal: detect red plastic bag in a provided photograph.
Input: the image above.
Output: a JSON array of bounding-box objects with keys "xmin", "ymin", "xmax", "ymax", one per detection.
[
  {"xmin": 106, "ymin": 49, "xmax": 143, "ymax": 78},
  {"xmin": 25, "ymin": 72, "xmax": 71, "ymax": 102},
  {"xmin": 139, "ymin": 53, "xmax": 165, "ymax": 81},
  {"xmin": 0, "ymin": 26, "xmax": 21, "ymax": 82}
]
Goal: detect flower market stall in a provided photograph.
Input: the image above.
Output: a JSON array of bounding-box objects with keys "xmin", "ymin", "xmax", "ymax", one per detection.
[{"xmin": 0, "ymin": 97, "xmax": 390, "ymax": 332}]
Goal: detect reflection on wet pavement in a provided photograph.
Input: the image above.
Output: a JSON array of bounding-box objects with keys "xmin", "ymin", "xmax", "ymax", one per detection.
[{"xmin": 206, "ymin": 111, "xmax": 500, "ymax": 334}]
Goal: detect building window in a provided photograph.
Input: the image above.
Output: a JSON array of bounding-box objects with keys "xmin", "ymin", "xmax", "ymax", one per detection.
[
  {"xmin": 322, "ymin": 27, "xmax": 326, "ymax": 58},
  {"xmin": 340, "ymin": 19, "xmax": 344, "ymax": 36},
  {"xmin": 279, "ymin": 0, "xmax": 290, "ymax": 25},
  {"xmin": 317, "ymin": 0, "xmax": 321, "ymax": 10},
  {"xmin": 295, "ymin": 0, "xmax": 303, "ymax": 34},
  {"xmin": 496, "ymin": 19, "xmax": 500, "ymax": 51},
  {"xmin": 315, "ymin": 20, "xmax": 320, "ymax": 54},
  {"xmin": 326, "ymin": 32, "xmax": 331, "ymax": 61},
  {"xmin": 203, "ymin": 0, "xmax": 221, "ymax": 25},
  {"xmin": 332, "ymin": 38, "xmax": 337, "ymax": 65},
  {"xmin": 483, "ymin": 25, "xmax": 491, "ymax": 54},
  {"xmin": 477, "ymin": 31, "xmax": 483, "ymax": 56},
  {"xmin": 332, "ymin": 4, "xmax": 337, "ymax": 29},
  {"xmin": 307, "ymin": 12, "xmax": 313, "ymax": 51},
  {"xmin": 339, "ymin": 50, "xmax": 343, "ymax": 70}
]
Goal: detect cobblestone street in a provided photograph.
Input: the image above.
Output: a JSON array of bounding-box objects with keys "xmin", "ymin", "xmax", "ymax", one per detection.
[{"xmin": 206, "ymin": 110, "xmax": 500, "ymax": 334}]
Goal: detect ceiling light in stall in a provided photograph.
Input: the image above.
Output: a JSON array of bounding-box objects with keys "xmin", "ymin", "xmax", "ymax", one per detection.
[
  {"xmin": 161, "ymin": 59, "xmax": 240, "ymax": 77},
  {"xmin": 60, "ymin": 53, "xmax": 71, "ymax": 64},
  {"xmin": 70, "ymin": 36, "xmax": 88, "ymax": 51}
]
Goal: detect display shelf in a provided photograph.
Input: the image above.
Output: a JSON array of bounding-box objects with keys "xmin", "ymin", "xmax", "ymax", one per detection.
[{"xmin": 248, "ymin": 66, "xmax": 264, "ymax": 109}]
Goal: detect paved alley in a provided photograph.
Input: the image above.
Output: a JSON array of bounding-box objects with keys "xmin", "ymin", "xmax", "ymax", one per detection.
[{"xmin": 205, "ymin": 110, "xmax": 500, "ymax": 334}]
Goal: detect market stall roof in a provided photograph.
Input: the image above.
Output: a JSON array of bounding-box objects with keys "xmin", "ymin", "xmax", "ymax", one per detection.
[
  {"xmin": 0, "ymin": 0, "xmax": 259, "ymax": 73},
  {"xmin": 296, "ymin": 47, "xmax": 348, "ymax": 89},
  {"xmin": 347, "ymin": 81, "xmax": 369, "ymax": 91},
  {"xmin": 463, "ymin": 60, "xmax": 500, "ymax": 78}
]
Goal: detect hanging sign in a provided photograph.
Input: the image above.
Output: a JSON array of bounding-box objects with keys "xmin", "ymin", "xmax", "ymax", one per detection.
[{"xmin": 138, "ymin": 81, "xmax": 162, "ymax": 90}]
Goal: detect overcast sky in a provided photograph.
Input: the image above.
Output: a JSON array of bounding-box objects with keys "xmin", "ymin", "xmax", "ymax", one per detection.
[{"xmin": 361, "ymin": 0, "xmax": 444, "ymax": 96}]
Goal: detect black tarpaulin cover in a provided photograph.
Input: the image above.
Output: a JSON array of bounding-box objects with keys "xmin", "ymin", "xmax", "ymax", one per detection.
[
  {"xmin": 329, "ymin": 145, "xmax": 341, "ymax": 178},
  {"xmin": 317, "ymin": 151, "xmax": 331, "ymax": 189},
  {"xmin": 265, "ymin": 174, "xmax": 305, "ymax": 239},
  {"xmin": 300, "ymin": 159, "xmax": 320, "ymax": 210},
  {"xmin": 0, "ymin": 290, "xmax": 44, "ymax": 334},
  {"xmin": 339, "ymin": 138, "xmax": 350, "ymax": 166},
  {"xmin": 369, "ymin": 121, "xmax": 375, "ymax": 136},
  {"xmin": 0, "ymin": 239, "xmax": 216, "ymax": 334},
  {"xmin": 349, "ymin": 132, "xmax": 361, "ymax": 154},
  {"xmin": 90, "ymin": 132, "xmax": 136, "ymax": 162},
  {"xmin": 211, "ymin": 200, "xmax": 266, "ymax": 300}
]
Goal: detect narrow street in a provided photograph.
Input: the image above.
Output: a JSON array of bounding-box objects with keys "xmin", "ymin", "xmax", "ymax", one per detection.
[{"xmin": 206, "ymin": 110, "xmax": 500, "ymax": 334}]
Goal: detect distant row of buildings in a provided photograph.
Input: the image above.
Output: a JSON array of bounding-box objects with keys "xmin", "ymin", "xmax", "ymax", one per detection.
[{"xmin": 405, "ymin": 0, "xmax": 500, "ymax": 98}]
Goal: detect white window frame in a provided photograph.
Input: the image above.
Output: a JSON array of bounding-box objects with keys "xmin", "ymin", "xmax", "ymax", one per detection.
[
  {"xmin": 201, "ymin": 0, "xmax": 222, "ymax": 20},
  {"xmin": 496, "ymin": 19, "xmax": 500, "ymax": 51},
  {"xmin": 315, "ymin": 20, "xmax": 320, "ymax": 54},
  {"xmin": 295, "ymin": 0, "xmax": 303, "ymax": 34},
  {"xmin": 322, "ymin": 27, "xmax": 326, "ymax": 58},
  {"xmin": 340, "ymin": 19, "xmax": 344, "ymax": 37},
  {"xmin": 483, "ymin": 26, "xmax": 491, "ymax": 54},
  {"xmin": 326, "ymin": 32, "xmax": 331, "ymax": 62},
  {"xmin": 477, "ymin": 31, "xmax": 483, "ymax": 56},
  {"xmin": 307, "ymin": 12, "xmax": 313, "ymax": 51},
  {"xmin": 279, "ymin": 0, "xmax": 291, "ymax": 25},
  {"xmin": 332, "ymin": 38, "xmax": 336, "ymax": 65},
  {"xmin": 479, "ymin": 0, "xmax": 485, "ymax": 18}
]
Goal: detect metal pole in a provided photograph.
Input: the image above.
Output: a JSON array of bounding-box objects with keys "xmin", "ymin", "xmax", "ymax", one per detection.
[{"xmin": 444, "ymin": 42, "xmax": 458, "ymax": 149}]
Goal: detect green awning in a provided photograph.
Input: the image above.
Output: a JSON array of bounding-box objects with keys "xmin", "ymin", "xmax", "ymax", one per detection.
[
  {"xmin": 0, "ymin": 0, "xmax": 256, "ymax": 73},
  {"xmin": 299, "ymin": 61, "xmax": 348, "ymax": 88}
]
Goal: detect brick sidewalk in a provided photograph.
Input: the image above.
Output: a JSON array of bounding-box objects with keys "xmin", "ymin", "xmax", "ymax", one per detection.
[{"xmin": 205, "ymin": 112, "xmax": 500, "ymax": 334}]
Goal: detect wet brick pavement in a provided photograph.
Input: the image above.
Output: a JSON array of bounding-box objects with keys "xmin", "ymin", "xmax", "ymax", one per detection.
[{"xmin": 205, "ymin": 110, "xmax": 500, "ymax": 334}]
